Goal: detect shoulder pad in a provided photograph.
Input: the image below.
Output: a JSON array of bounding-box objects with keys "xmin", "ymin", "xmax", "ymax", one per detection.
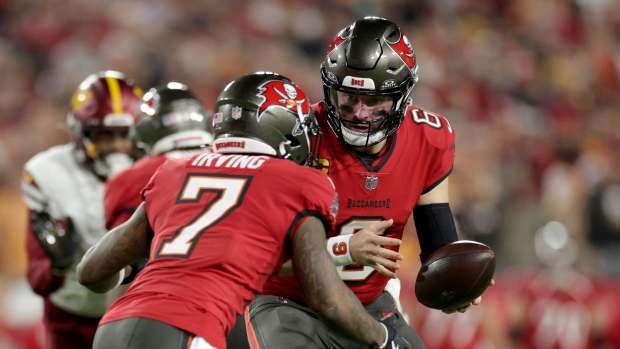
[{"xmin": 406, "ymin": 105, "xmax": 455, "ymax": 150}]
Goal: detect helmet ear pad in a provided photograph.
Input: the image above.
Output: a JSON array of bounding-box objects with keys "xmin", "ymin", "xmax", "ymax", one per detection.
[{"xmin": 260, "ymin": 108, "xmax": 312, "ymax": 165}]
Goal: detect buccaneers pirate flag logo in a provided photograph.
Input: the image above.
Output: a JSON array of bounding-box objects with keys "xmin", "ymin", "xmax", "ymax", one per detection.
[{"xmin": 256, "ymin": 80, "xmax": 310, "ymax": 122}]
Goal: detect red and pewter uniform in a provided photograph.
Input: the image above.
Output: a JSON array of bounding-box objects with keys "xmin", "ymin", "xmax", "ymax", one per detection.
[
  {"xmin": 105, "ymin": 155, "xmax": 167, "ymax": 229},
  {"xmin": 101, "ymin": 152, "xmax": 336, "ymax": 349},
  {"xmin": 105, "ymin": 150, "xmax": 205, "ymax": 229},
  {"xmin": 263, "ymin": 101, "xmax": 455, "ymax": 305}
]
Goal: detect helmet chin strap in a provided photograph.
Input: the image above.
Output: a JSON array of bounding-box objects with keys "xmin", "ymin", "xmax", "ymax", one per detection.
[{"xmin": 340, "ymin": 124, "xmax": 387, "ymax": 147}]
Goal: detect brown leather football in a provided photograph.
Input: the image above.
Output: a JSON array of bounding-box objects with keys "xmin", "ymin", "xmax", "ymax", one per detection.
[{"xmin": 415, "ymin": 240, "xmax": 495, "ymax": 310}]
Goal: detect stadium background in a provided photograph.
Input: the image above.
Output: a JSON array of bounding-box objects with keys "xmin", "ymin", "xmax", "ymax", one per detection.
[{"xmin": 1, "ymin": 0, "xmax": 620, "ymax": 347}]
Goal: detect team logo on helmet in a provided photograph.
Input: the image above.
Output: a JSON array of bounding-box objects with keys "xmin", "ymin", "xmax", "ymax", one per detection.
[
  {"xmin": 387, "ymin": 32, "xmax": 416, "ymax": 70},
  {"xmin": 256, "ymin": 80, "xmax": 310, "ymax": 122}
]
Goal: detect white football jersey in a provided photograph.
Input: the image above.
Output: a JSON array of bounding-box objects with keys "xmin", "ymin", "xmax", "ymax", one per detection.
[{"xmin": 21, "ymin": 143, "xmax": 130, "ymax": 317}]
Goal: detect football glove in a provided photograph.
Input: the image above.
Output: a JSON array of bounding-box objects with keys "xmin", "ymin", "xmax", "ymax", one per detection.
[{"xmin": 31, "ymin": 211, "xmax": 82, "ymax": 273}]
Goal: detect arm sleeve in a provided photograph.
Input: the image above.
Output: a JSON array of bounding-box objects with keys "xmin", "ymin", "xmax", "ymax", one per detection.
[{"xmin": 413, "ymin": 203, "xmax": 459, "ymax": 262}]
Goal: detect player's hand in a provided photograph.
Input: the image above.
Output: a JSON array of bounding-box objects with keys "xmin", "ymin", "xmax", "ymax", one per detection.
[
  {"xmin": 349, "ymin": 219, "xmax": 403, "ymax": 278},
  {"xmin": 442, "ymin": 279, "xmax": 495, "ymax": 314},
  {"xmin": 32, "ymin": 212, "xmax": 82, "ymax": 273},
  {"xmin": 373, "ymin": 315, "xmax": 411, "ymax": 349}
]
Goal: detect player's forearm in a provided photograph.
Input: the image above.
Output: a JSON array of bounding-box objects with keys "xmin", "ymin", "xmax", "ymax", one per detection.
[
  {"xmin": 293, "ymin": 218, "xmax": 385, "ymax": 347},
  {"xmin": 303, "ymin": 265, "xmax": 385, "ymax": 347},
  {"xmin": 78, "ymin": 204, "xmax": 149, "ymax": 291},
  {"xmin": 78, "ymin": 244, "xmax": 125, "ymax": 293}
]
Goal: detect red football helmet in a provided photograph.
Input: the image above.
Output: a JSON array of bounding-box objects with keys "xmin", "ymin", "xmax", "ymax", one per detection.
[{"xmin": 67, "ymin": 71, "xmax": 144, "ymax": 177}]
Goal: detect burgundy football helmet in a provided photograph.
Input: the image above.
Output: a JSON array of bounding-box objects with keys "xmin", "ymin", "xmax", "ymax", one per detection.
[{"xmin": 67, "ymin": 70, "xmax": 144, "ymax": 178}]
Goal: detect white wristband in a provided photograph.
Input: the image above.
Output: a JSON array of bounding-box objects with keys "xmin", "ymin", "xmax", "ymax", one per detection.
[
  {"xmin": 113, "ymin": 268, "xmax": 127, "ymax": 289},
  {"xmin": 379, "ymin": 322, "xmax": 389, "ymax": 349},
  {"xmin": 326, "ymin": 235, "xmax": 354, "ymax": 266}
]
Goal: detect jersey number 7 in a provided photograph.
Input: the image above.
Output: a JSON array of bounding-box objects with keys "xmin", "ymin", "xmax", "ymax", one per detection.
[{"xmin": 156, "ymin": 174, "xmax": 252, "ymax": 258}]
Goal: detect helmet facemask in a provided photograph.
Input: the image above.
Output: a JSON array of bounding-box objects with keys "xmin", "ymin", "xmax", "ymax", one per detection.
[
  {"xmin": 277, "ymin": 102, "xmax": 319, "ymax": 165},
  {"xmin": 79, "ymin": 126, "xmax": 134, "ymax": 179},
  {"xmin": 323, "ymin": 84, "xmax": 413, "ymax": 147}
]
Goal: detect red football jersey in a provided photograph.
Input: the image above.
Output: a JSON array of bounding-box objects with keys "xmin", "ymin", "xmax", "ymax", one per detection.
[
  {"xmin": 264, "ymin": 101, "xmax": 455, "ymax": 305},
  {"xmin": 100, "ymin": 152, "xmax": 337, "ymax": 348},
  {"xmin": 104, "ymin": 154, "xmax": 167, "ymax": 229}
]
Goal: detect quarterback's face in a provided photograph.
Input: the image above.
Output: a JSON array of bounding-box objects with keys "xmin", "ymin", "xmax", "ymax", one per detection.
[{"xmin": 335, "ymin": 91, "xmax": 393, "ymax": 132}]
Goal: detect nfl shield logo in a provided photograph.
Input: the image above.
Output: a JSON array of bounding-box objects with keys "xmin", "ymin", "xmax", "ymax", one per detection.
[
  {"xmin": 212, "ymin": 112, "xmax": 223, "ymax": 129},
  {"xmin": 231, "ymin": 106, "xmax": 243, "ymax": 120},
  {"xmin": 364, "ymin": 176, "xmax": 378, "ymax": 190}
]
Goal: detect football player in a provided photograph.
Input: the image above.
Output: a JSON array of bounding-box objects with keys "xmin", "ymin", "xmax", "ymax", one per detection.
[
  {"xmin": 21, "ymin": 70, "xmax": 144, "ymax": 349},
  {"xmin": 77, "ymin": 73, "xmax": 410, "ymax": 349},
  {"xmin": 103, "ymin": 82, "xmax": 213, "ymax": 302},
  {"xmin": 241, "ymin": 17, "xmax": 486, "ymax": 349},
  {"xmin": 105, "ymin": 81, "xmax": 213, "ymax": 230}
]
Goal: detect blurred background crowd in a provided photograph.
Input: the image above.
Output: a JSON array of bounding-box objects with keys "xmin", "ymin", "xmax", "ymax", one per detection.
[{"xmin": 1, "ymin": 0, "xmax": 619, "ymax": 348}]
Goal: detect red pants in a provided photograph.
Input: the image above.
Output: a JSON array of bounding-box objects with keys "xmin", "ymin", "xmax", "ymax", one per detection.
[{"xmin": 42, "ymin": 298, "xmax": 100, "ymax": 349}]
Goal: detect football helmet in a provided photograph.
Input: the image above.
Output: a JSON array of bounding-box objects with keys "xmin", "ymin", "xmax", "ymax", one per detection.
[
  {"xmin": 321, "ymin": 16, "xmax": 419, "ymax": 147},
  {"xmin": 67, "ymin": 70, "xmax": 144, "ymax": 178},
  {"xmin": 212, "ymin": 72, "xmax": 318, "ymax": 165},
  {"xmin": 135, "ymin": 82, "xmax": 213, "ymax": 155}
]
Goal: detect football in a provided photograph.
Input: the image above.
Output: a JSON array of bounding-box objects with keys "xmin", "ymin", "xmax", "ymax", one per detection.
[{"xmin": 415, "ymin": 240, "xmax": 496, "ymax": 310}]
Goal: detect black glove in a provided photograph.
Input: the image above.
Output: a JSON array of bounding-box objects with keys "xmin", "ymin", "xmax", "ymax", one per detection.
[
  {"xmin": 373, "ymin": 315, "xmax": 412, "ymax": 349},
  {"xmin": 31, "ymin": 211, "xmax": 82, "ymax": 273}
]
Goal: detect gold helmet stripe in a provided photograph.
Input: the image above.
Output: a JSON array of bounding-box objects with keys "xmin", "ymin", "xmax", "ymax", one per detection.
[{"xmin": 105, "ymin": 77, "xmax": 124, "ymax": 114}]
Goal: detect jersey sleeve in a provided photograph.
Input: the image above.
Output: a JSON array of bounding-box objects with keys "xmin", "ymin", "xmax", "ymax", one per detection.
[
  {"xmin": 288, "ymin": 170, "xmax": 338, "ymax": 241},
  {"xmin": 21, "ymin": 170, "xmax": 64, "ymax": 295},
  {"xmin": 413, "ymin": 108, "xmax": 456, "ymax": 194},
  {"xmin": 104, "ymin": 174, "xmax": 134, "ymax": 229},
  {"xmin": 21, "ymin": 170, "xmax": 47, "ymax": 212},
  {"xmin": 140, "ymin": 164, "xmax": 163, "ymax": 203}
]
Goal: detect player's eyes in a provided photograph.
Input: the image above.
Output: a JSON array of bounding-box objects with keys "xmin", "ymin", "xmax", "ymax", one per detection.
[
  {"xmin": 372, "ymin": 110, "xmax": 389, "ymax": 119},
  {"xmin": 339, "ymin": 105, "xmax": 354, "ymax": 114}
]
